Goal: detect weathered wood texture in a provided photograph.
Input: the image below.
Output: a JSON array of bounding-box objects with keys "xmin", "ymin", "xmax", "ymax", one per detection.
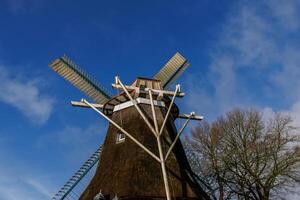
[{"xmin": 80, "ymin": 104, "xmax": 207, "ymax": 200}]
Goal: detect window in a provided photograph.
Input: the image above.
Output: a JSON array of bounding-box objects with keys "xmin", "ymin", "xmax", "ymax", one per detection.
[
  {"xmin": 116, "ymin": 132, "xmax": 125, "ymax": 143},
  {"xmin": 139, "ymin": 84, "xmax": 146, "ymax": 91}
]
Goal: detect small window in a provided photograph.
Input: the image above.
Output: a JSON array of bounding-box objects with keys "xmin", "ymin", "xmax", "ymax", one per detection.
[
  {"xmin": 139, "ymin": 84, "xmax": 146, "ymax": 91},
  {"xmin": 116, "ymin": 132, "xmax": 125, "ymax": 143}
]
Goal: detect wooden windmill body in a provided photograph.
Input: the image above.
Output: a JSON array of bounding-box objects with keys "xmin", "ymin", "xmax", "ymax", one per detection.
[{"xmin": 49, "ymin": 53, "xmax": 210, "ymax": 200}]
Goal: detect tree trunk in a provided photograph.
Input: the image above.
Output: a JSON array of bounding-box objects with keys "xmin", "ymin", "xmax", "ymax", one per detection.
[
  {"xmin": 262, "ymin": 189, "xmax": 270, "ymax": 200},
  {"xmin": 217, "ymin": 176, "xmax": 224, "ymax": 200}
]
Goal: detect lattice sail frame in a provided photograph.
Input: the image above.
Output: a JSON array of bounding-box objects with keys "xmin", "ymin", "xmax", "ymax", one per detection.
[
  {"xmin": 154, "ymin": 52, "xmax": 190, "ymax": 89},
  {"xmin": 49, "ymin": 55, "xmax": 113, "ymax": 104},
  {"xmin": 52, "ymin": 147, "xmax": 102, "ymax": 200}
]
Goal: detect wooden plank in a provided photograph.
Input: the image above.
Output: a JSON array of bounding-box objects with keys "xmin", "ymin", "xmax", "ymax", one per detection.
[
  {"xmin": 177, "ymin": 114, "xmax": 203, "ymax": 121},
  {"xmin": 71, "ymin": 101, "xmax": 103, "ymax": 109}
]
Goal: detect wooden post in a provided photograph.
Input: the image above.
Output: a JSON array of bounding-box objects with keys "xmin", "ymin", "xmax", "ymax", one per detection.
[
  {"xmin": 157, "ymin": 135, "xmax": 172, "ymax": 200},
  {"xmin": 149, "ymin": 89, "xmax": 172, "ymax": 200}
]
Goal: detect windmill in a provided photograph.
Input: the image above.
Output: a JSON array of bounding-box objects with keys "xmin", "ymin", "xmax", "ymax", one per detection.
[{"xmin": 49, "ymin": 53, "xmax": 210, "ymax": 200}]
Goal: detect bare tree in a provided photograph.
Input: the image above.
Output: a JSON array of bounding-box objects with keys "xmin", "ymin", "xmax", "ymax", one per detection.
[{"xmin": 185, "ymin": 109, "xmax": 300, "ymax": 200}]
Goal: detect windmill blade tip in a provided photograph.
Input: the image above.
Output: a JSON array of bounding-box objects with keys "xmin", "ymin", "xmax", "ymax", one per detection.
[{"xmin": 48, "ymin": 58, "xmax": 61, "ymax": 68}]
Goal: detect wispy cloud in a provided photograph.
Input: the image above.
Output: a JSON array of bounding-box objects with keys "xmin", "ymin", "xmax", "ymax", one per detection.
[
  {"xmin": 37, "ymin": 122, "xmax": 105, "ymax": 164},
  {"xmin": 4, "ymin": 0, "xmax": 45, "ymax": 15},
  {"xmin": 0, "ymin": 166, "xmax": 55, "ymax": 200},
  {"xmin": 186, "ymin": 0, "xmax": 300, "ymax": 123},
  {"xmin": 39, "ymin": 123, "xmax": 104, "ymax": 147},
  {"xmin": 0, "ymin": 66, "xmax": 55, "ymax": 124},
  {"xmin": 290, "ymin": 102, "xmax": 300, "ymax": 126},
  {"xmin": 55, "ymin": 125, "xmax": 102, "ymax": 146},
  {"xmin": 267, "ymin": 0, "xmax": 300, "ymax": 30},
  {"xmin": 184, "ymin": 1, "xmax": 300, "ymax": 198},
  {"xmin": 27, "ymin": 178, "xmax": 53, "ymax": 198}
]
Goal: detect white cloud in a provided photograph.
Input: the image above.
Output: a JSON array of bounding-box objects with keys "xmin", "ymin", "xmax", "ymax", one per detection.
[
  {"xmin": 222, "ymin": 5, "xmax": 279, "ymax": 67},
  {"xmin": 186, "ymin": 0, "xmax": 300, "ymax": 120},
  {"xmin": 288, "ymin": 101, "xmax": 300, "ymax": 128},
  {"xmin": 262, "ymin": 104, "xmax": 300, "ymax": 129},
  {"xmin": 262, "ymin": 107, "xmax": 276, "ymax": 123},
  {"xmin": 185, "ymin": 1, "xmax": 300, "ymax": 197},
  {"xmin": 0, "ymin": 66, "xmax": 54, "ymax": 124},
  {"xmin": 267, "ymin": 0, "xmax": 300, "ymax": 30}
]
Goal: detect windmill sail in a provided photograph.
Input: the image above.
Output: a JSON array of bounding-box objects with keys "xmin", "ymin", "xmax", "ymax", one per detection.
[
  {"xmin": 52, "ymin": 146, "xmax": 102, "ymax": 200},
  {"xmin": 154, "ymin": 52, "xmax": 190, "ymax": 89},
  {"xmin": 49, "ymin": 55, "xmax": 112, "ymax": 104}
]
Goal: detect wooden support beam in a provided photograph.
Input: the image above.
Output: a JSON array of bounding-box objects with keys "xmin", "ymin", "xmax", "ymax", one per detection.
[
  {"xmin": 112, "ymin": 83, "xmax": 185, "ymax": 97},
  {"xmin": 71, "ymin": 101, "xmax": 103, "ymax": 109},
  {"xmin": 165, "ymin": 117, "xmax": 191, "ymax": 161},
  {"xmin": 158, "ymin": 85, "xmax": 180, "ymax": 136},
  {"xmin": 178, "ymin": 114, "xmax": 203, "ymax": 121}
]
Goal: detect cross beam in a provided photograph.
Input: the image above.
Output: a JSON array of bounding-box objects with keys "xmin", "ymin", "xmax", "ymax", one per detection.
[
  {"xmin": 112, "ymin": 83, "xmax": 185, "ymax": 97},
  {"xmin": 71, "ymin": 99, "xmax": 204, "ymax": 120}
]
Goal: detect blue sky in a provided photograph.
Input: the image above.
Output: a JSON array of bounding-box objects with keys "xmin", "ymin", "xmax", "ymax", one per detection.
[{"xmin": 0, "ymin": 0, "xmax": 300, "ymax": 199}]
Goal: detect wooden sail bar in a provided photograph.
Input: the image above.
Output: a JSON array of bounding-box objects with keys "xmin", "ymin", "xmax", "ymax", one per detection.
[{"xmin": 71, "ymin": 101, "xmax": 104, "ymax": 109}]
